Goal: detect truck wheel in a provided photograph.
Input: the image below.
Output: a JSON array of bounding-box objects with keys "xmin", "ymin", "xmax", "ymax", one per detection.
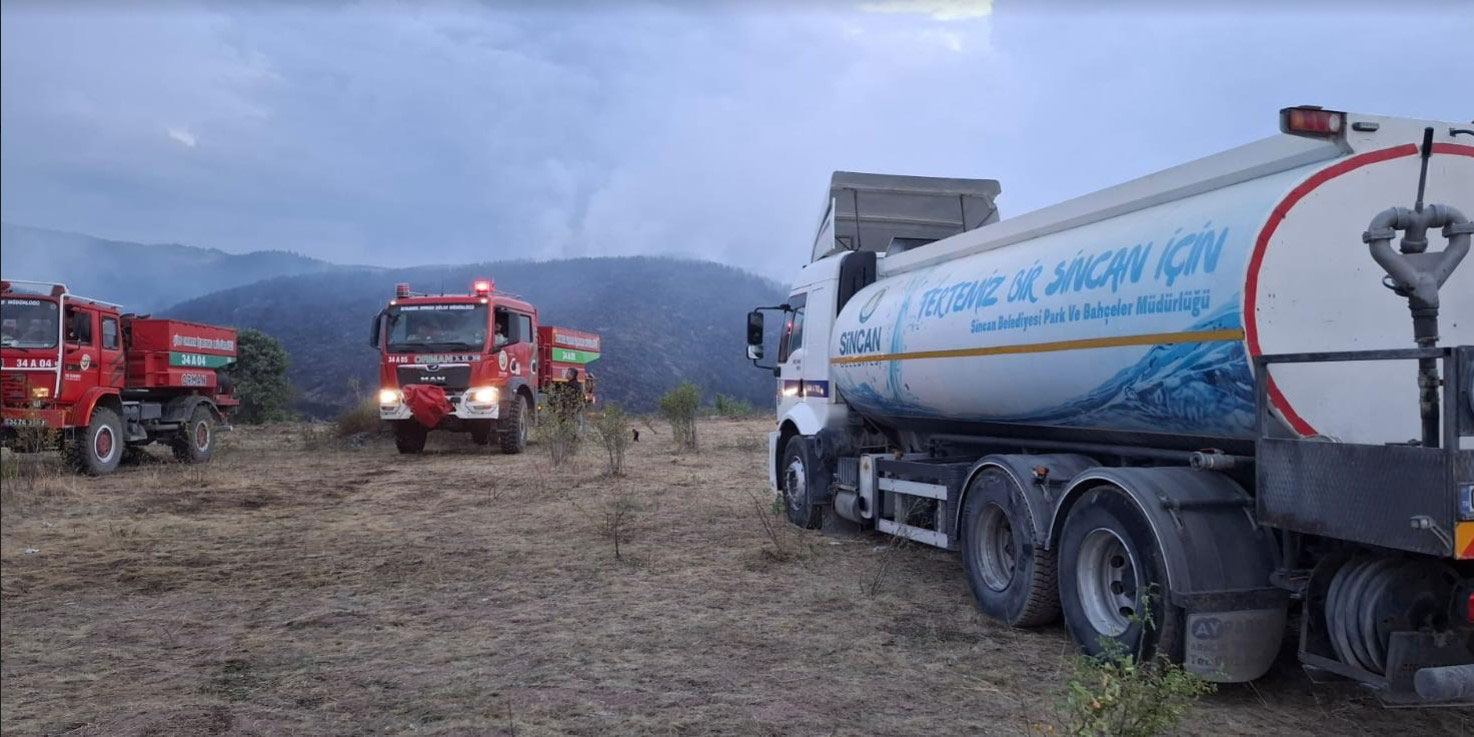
[
  {"xmin": 66, "ymin": 406, "xmax": 124, "ymax": 476},
  {"xmin": 470, "ymin": 421, "xmax": 493, "ymax": 446},
  {"xmin": 1058, "ymin": 485, "xmax": 1181, "ymax": 661},
  {"xmin": 394, "ymin": 421, "xmax": 428, "ymax": 454},
  {"xmin": 172, "ymin": 405, "xmax": 216, "ymax": 463},
  {"xmin": 780, "ymin": 436, "xmax": 823, "ymax": 530},
  {"xmin": 499, "ymin": 395, "xmax": 530, "ymax": 454},
  {"xmin": 960, "ymin": 468, "xmax": 1059, "ymax": 627}
]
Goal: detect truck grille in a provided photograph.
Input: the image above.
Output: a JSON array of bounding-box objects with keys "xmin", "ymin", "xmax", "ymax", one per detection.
[{"xmin": 395, "ymin": 364, "xmax": 472, "ymax": 391}]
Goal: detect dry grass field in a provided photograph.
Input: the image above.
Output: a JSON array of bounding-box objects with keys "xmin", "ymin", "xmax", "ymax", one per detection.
[{"xmin": 1, "ymin": 418, "xmax": 1469, "ymax": 736}]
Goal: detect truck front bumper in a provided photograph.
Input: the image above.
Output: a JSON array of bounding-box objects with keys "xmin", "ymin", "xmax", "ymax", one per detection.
[
  {"xmin": 2, "ymin": 407, "xmax": 67, "ymax": 430},
  {"xmin": 379, "ymin": 391, "xmax": 502, "ymax": 422}
]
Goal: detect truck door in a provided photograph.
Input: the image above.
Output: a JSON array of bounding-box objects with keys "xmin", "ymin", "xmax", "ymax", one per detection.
[
  {"xmin": 61, "ymin": 305, "xmax": 98, "ymax": 404},
  {"xmin": 98, "ymin": 315, "xmax": 125, "ymax": 389},
  {"xmin": 777, "ymin": 292, "xmax": 808, "ymax": 416}
]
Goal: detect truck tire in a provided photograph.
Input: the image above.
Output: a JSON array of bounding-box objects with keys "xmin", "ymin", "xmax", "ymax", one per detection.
[
  {"xmin": 394, "ymin": 421, "xmax": 428, "ymax": 454},
  {"xmin": 172, "ymin": 405, "xmax": 216, "ymax": 463},
  {"xmin": 1057, "ymin": 485, "xmax": 1182, "ymax": 662},
  {"xmin": 470, "ymin": 421, "xmax": 493, "ymax": 446},
  {"xmin": 499, "ymin": 395, "xmax": 530, "ymax": 455},
  {"xmin": 960, "ymin": 468, "xmax": 1060, "ymax": 627},
  {"xmin": 780, "ymin": 436, "xmax": 823, "ymax": 529},
  {"xmin": 66, "ymin": 406, "xmax": 124, "ymax": 476}
]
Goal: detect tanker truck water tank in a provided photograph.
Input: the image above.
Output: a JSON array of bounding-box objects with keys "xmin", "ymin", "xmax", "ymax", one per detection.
[{"xmin": 830, "ymin": 146, "xmax": 1473, "ymax": 445}]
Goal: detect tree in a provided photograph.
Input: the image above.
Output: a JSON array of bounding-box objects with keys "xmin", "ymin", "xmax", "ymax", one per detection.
[{"xmin": 230, "ymin": 328, "xmax": 295, "ymax": 424}]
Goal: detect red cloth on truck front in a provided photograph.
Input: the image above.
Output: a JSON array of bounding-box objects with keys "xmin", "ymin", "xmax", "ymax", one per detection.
[{"xmin": 401, "ymin": 384, "xmax": 454, "ymax": 429}]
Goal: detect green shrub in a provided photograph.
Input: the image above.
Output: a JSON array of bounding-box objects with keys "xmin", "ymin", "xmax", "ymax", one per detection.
[
  {"xmin": 1059, "ymin": 638, "xmax": 1215, "ymax": 737},
  {"xmin": 712, "ymin": 394, "xmax": 757, "ymax": 418},
  {"xmin": 658, "ymin": 382, "xmax": 701, "ymax": 451},
  {"xmin": 535, "ymin": 390, "xmax": 583, "ymax": 465},
  {"xmin": 592, "ymin": 403, "xmax": 633, "ymax": 476},
  {"xmin": 334, "ymin": 397, "xmax": 383, "ymax": 437}
]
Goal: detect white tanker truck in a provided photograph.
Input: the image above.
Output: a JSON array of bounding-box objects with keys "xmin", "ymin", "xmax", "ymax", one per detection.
[{"xmin": 746, "ymin": 107, "xmax": 1474, "ymax": 704}]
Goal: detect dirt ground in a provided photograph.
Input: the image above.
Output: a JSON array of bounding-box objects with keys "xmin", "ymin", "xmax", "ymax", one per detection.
[{"xmin": 1, "ymin": 418, "xmax": 1469, "ymax": 736}]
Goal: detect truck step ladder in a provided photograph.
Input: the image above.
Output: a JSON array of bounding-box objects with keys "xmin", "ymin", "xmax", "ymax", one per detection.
[{"xmin": 873, "ymin": 457, "xmax": 972, "ymax": 551}]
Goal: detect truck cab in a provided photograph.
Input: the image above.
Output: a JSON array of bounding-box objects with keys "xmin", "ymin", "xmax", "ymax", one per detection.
[{"xmin": 369, "ymin": 278, "xmax": 600, "ymax": 455}]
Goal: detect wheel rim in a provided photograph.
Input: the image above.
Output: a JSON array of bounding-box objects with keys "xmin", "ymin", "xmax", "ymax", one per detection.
[
  {"xmin": 784, "ymin": 456, "xmax": 806, "ymax": 511},
  {"xmin": 194, "ymin": 421, "xmax": 210, "ymax": 451},
  {"xmin": 518, "ymin": 401, "xmax": 529, "ymax": 444},
  {"xmin": 977, "ymin": 503, "xmax": 1017, "ymax": 592},
  {"xmin": 1076, "ymin": 527, "xmax": 1139, "ymax": 637},
  {"xmin": 95, "ymin": 425, "xmax": 115, "ymax": 462}
]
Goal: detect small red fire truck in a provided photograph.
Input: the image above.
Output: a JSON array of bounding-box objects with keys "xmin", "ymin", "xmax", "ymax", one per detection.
[
  {"xmin": 369, "ymin": 279, "xmax": 599, "ymax": 454},
  {"xmin": 1, "ymin": 279, "xmax": 239, "ymax": 475}
]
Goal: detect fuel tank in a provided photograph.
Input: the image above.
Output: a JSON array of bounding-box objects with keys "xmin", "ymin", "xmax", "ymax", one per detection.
[{"xmin": 830, "ymin": 144, "xmax": 1473, "ymax": 446}]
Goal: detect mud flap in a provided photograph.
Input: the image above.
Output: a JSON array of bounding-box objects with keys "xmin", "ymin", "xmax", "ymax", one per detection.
[{"xmin": 1179, "ymin": 589, "xmax": 1290, "ymax": 682}]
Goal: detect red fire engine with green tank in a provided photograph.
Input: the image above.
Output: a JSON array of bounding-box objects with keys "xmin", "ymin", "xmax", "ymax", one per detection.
[
  {"xmin": 1, "ymin": 279, "xmax": 238, "ymax": 475},
  {"xmin": 369, "ymin": 278, "xmax": 599, "ymax": 454}
]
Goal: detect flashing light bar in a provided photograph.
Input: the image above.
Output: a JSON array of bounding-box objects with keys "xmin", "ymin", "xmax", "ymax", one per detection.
[
  {"xmin": 395, "ymin": 283, "xmax": 411, "ymax": 298},
  {"xmin": 1280, "ymin": 106, "xmax": 1345, "ymax": 138},
  {"xmin": 473, "ymin": 279, "xmax": 494, "ymax": 296}
]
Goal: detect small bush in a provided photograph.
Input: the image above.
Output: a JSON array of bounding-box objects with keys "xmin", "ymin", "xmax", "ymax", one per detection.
[
  {"xmin": 658, "ymin": 382, "xmax": 701, "ymax": 451},
  {"xmin": 1, "ymin": 425, "xmax": 61, "ymax": 495},
  {"xmin": 335, "ymin": 398, "xmax": 383, "ymax": 437},
  {"xmin": 1059, "ymin": 638, "xmax": 1215, "ymax": 737},
  {"xmin": 535, "ymin": 401, "xmax": 582, "ymax": 466},
  {"xmin": 592, "ymin": 403, "xmax": 633, "ymax": 476},
  {"xmin": 600, "ymin": 493, "xmax": 638, "ymax": 560},
  {"xmin": 712, "ymin": 394, "xmax": 757, "ymax": 418}
]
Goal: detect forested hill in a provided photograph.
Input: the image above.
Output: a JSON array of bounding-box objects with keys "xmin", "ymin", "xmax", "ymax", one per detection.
[
  {"xmin": 1, "ymin": 223, "xmax": 348, "ymax": 311},
  {"xmin": 167, "ymin": 256, "xmax": 787, "ymax": 417}
]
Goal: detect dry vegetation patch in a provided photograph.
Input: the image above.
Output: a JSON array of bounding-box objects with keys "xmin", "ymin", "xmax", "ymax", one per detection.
[{"xmin": 1, "ymin": 420, "xmax": 1468, "ymax": 736}]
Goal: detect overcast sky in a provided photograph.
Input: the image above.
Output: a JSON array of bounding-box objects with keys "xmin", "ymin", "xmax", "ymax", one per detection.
[{"xmin": 2, "ymin": 0, "xmax": 1470, "ymax": 278}]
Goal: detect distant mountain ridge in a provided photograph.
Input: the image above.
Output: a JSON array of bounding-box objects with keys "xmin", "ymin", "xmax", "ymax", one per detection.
[
  {"xmin": 2, "ymin": 223, "xmax": 787, "ymax": 415},
  {"xmin": 168, "ymin": 257, "xmax": 787, "ymax": 416},
  {"xmin": 0, "ymin": 222, "xmax": 354, "ymax": 311}
]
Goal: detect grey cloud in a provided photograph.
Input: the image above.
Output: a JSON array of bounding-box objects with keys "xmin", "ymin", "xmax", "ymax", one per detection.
[{"xmin": 2, "ymin": 1, "xmax": 1470, "ymax": 281}]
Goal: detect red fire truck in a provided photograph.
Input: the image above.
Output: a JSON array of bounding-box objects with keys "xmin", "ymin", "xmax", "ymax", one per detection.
[
  {"xmin": 369, "ymin": 278, "xmax": 599, "ymax": 454},
  {"xmin": 1, "ymin": 279, "xmax": 239, "ymax": 475}
]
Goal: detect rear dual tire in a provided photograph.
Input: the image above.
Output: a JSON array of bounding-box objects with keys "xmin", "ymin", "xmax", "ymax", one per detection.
[
  {"xmin": 960, "ymin": 478, "xmax": 1180, "ymax": 661},
  {"xmin": 171, "ymin": 405, "xmax": 216, "ymax": 463},
  {"xmin": 1057, "ymin": 486, "xmax": 1180, "ymax": 661},
  {"xmin": 960, "ymin": 468, "xmax": 1059, "ymax": 627}
]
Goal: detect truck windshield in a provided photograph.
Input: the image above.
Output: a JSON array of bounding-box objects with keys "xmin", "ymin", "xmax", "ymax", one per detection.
[
  {"xmin": 1, "ymin": 298, "xmax": 60, "ymax": 349},
  {"xmin": 385, "ymin": 303, "xmax": 488, "ymax": 352}
]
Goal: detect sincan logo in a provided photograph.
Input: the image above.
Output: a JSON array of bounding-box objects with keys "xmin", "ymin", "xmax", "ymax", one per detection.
[{"xmin": 858, "ymin": 288, "xmax": 885, "ymax": 324}]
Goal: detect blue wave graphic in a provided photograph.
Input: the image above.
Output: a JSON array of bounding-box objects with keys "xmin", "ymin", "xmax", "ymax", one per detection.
[
  {"xmin": 995, "ymin": 302, "xmax": 1254, "ymax": 435},
  {"xmin": 840, "ymin": 301, "xmax": 1255, "ymax": 437}
]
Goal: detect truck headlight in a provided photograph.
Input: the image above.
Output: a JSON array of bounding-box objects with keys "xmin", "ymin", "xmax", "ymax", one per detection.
[
  {"xmin": 470, "ymin": 386, "xmax": 498, "ymax": 405},
  {"xmin": 378, "ymin": 388, "xmax": 401, "ymax": 406},
  {"xmin": 29, "ymin": 386, "xmax": 50, "ymax": 399}
]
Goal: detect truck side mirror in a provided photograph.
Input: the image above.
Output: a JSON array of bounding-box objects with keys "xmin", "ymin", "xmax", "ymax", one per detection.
[
  {"xmin": 745, "ymin": 306, "xmax": 785, "ymax": 372},
  {"xmin": 368, "ymin": 311, "xmax": 384, "ymax": 348}
]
